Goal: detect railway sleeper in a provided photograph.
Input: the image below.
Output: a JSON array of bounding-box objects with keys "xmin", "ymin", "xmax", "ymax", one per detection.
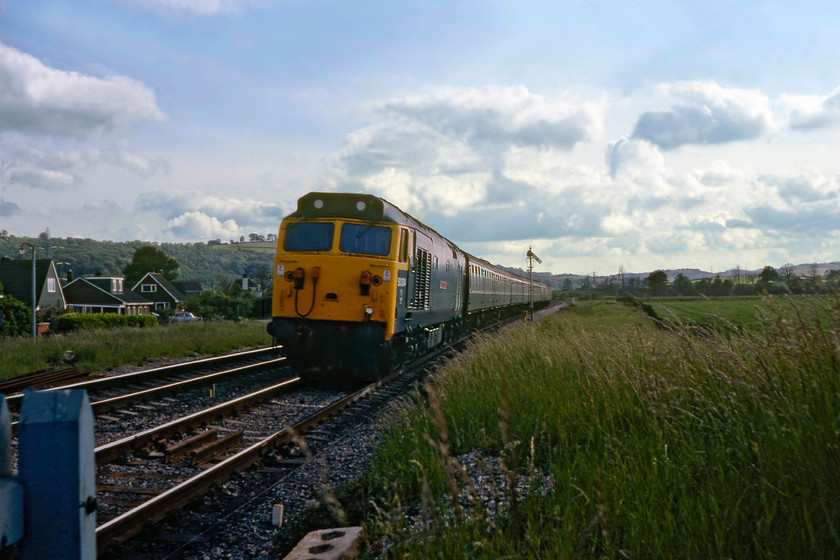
[
  {"xmin": 164, "ymin": 428, "xmax": 220, "ymax": 464},
  {"xmin": 190, "ymin": 429, "xmax": 244, "ymax": 467}
]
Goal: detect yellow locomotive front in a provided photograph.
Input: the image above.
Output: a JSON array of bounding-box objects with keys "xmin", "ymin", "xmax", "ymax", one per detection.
[{"xmin": 267, "ymin": 193, "xmax": 406, "ymax": 378}]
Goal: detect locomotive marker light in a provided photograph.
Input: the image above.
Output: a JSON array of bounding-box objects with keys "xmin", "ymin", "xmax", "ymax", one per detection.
[{"xmin": 526, "ymin": 247, "xmax": 542, "ymax": 321}]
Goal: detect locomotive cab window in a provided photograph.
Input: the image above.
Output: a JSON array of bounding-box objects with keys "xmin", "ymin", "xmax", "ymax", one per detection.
[
  {"xmin": 340, "ymin": 223, "xmax": 392, "ymax": 256},
  {"xmin": 284, "ymin": 222, "xmax": 334, "ymax": 252}
]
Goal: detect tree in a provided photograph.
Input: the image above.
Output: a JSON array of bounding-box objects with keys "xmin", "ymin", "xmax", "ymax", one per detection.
[
  {"xmin": 759, "ymin": 266, "xmax": 779, "ymax": 284},
  {"xmin": 673, "ymin": 273, "xmax": 696, "ymax": 296},
  {"xmin": 123, "ymin": 246, "xmax": 180, "ymax": 282},
  {"xmin": 645, "ymin": 270, "xmax": 668, "ymax": 296}
]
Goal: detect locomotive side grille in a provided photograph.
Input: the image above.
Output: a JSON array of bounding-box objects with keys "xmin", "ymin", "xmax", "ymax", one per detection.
[{"xmin": 410, "ymin": 248, "xmax": 431, "ymax": 310}]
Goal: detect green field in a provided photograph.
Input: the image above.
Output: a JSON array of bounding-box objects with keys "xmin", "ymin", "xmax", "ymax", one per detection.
[
  {"xmin": 648, "ymin": 295, "xmax": 836, "ymax": 331},
  {"xmin": 337, "ymin": 298, "xmax": 840, "ymax": 559}
]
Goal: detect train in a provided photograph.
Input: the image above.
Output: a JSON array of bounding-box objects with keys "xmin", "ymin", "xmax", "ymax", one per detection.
[{"xmin": 266, "ymin": 192, "xmax": 552, "ymax": 380}]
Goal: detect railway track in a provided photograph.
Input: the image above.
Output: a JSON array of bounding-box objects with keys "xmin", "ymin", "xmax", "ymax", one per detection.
[
  {"xmin": 9, "ymin": 316, "xmax": 540, "ymax": 557},
  {"xmin": 6, "ymin": 347, "xmax": 288, "ymax": 436},
  {"xmin": 94, "ymin": 333, "xmax": 465, "ymax": 557}
]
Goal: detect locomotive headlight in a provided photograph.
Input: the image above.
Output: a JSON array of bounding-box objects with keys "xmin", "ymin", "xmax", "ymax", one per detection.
[{"xmin": 364, "ymin": 306, "xmax": 374, "ymax": 321}]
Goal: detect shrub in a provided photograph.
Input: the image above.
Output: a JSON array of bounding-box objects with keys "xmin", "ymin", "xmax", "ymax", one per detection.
[
  {"xmin": 55, "ymin": 313, "xmax": 158, "ymax": 333},
  {"xmin": 0, "ymin": 295, "xmax": 31, "ymax": 338}
]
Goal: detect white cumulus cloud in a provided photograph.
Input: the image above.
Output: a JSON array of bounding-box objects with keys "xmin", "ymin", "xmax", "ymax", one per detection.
[
  {"xmin": 631, "ymin": 80, "xmax": 774, "ymax": 150},
  {"xmin": 782, "ymin": 87, "xmax": 840, "ymax": 131},
  {"xmin": 0, "ymin": 43, "xmax": 165, "ymax": 137},
  {"xmin": 168, "ymin": 211, "xmax": 241, "ymax": 239}
]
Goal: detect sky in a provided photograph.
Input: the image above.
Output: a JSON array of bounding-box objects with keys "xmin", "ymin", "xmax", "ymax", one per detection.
[{"xmin": 1, "ymin": 0, "xmax": 839, "ymax": 276}]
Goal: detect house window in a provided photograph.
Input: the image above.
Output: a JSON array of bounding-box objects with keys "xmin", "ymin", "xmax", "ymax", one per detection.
[
  {"xmin": 112, "ymin": 278, "xmax": 123, "ymax": 293},
  {"xmin": 141, "ymin": 284, "xmax": 157, "ymax": 293},
  {"xmin": 47, "ymin": 278, "xmax": 56, "ymax": 293}
]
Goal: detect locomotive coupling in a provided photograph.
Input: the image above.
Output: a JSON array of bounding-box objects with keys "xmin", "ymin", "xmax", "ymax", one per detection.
[
  {"xmin": 292, "ymin": 267, "xmax": 305, "ymax": 289},
  {"xmin": 291, "ymin": 266, "xmax": 320, "ymax": 290}
]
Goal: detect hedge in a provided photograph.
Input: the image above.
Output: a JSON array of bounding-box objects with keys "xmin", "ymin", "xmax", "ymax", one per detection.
[{"xmin": 56, "ymin": 313, "xmax": 159, "ymax": 333}]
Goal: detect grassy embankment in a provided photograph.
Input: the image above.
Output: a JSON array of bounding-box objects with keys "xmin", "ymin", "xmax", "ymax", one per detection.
[
  {"xmin": 0, "ymin": 321, "xmax": 272, "ymax": 380},
  {"xmin": 355, "ymin": 297, "xmax": 839, "ymax": 558}
]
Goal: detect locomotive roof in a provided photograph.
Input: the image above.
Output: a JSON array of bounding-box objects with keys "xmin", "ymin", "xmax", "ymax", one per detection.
[{"xmin": 291, "ymin": 192, "xmax": 440, "ymax": 237}]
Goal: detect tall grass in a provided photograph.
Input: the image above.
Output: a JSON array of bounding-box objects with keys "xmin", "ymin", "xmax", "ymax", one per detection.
[
  {"xmin": 0, "ymin": 321, "xmax": 272, "ymax": 379},
  {"xmin": 363, "ymin": 298, "xmax": 840, "ymax": 558}
]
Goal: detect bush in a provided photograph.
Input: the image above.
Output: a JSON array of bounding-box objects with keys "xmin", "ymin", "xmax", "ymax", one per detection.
[
  {"xmin": 0, "ymin": 295, "xmax": 31, "ymax": 338},
  {"xmin": 55, "ymin": 313, "xmax": 158, "ymax": 333}
]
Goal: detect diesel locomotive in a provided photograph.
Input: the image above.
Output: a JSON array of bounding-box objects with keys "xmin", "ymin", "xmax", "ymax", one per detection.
[{"xmin": 266, "ymin": 192, "xmax": 551, "ymax": 379}]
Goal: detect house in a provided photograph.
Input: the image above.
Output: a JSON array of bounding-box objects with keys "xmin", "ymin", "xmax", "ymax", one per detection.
[
  {"xmin": 0, "ymin": 258, "xmax": 66, "ymax": 311},
  {"xmin": 64, "ymin": 276, "xmax": 152, "ymax": 315},
  {"xmin": 233, "ymin": 275, "xmax": 262, "ymax": 296},
  {"xmin": 130, "ymin": 272, "xmax": 185, "ymax": 312},
  {"xmin": 171, "ymin": 280, "xmax": 203, "ymax": 298}
]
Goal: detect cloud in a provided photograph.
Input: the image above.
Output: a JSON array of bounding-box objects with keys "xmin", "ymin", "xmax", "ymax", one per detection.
[
  {"xmin": 108, "ymin": 0, "xmax": 255, "ymax": 15},
  {"xmin": 168, "ymin": 211, "xmax": 241, "ymax": 239},
  {"xmin": 0, "ymin": 199, "xmax": 21, "ymax": 217},
  {"xmin": 8, "ymin": 168, "xmax": 76, "ymax": 190},
  {"xmin": 0, "ymin": 43, "xmax": 165, "ymax": 137},
  {"xmin": 605, "ymin": 137, "xmax": 664, "ymax": 178},
  {"xmin": 631, "ymin": 80, "xmax": 773, "ymax": 150},
  {"xmin": 382, "ymin": 86, "xmax": 603, "ymax": 154},
  {"xmin": 783, "ymin": 88, "xmax": 840, "ymax": 131},
  {"xmin": 743, "ymin": 170, "xmax": 840, "ymax": 234},
  {"xmin": 326, "ymin": 86, "xmax": 604, "ymax": 220},
  {"xmin": 758, "ymin": 170, "xmax": 839, "ymax": 203},
  {"xmin": 137, "ymin": 191, "xmax": 286, "ymax": 231}
]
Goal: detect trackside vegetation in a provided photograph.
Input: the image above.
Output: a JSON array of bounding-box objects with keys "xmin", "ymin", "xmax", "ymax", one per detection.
[
  {"xmin": 357, "ymin": 297, "xmax": 840, "ymax": 558},
  {"xmin": 0, "ymin": 321, "xmax": 272, "ymax": 379}
]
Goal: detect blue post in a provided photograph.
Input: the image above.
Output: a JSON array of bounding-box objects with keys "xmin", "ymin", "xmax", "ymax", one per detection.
[
  {"xmin": 0, "ymin": 396, "xmax": 24, "ymax": 549},
  {"xmin": 17, "ymin": 389, "xmax": 96, "ymax": 559}
]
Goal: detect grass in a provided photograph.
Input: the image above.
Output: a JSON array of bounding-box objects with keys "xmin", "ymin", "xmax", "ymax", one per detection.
[
  {"xmin": 354, "ymin": 297, "xmax": 840, "ymax": 558},
  {"xmin": 0, "ymin": 321, "xmax": 272, "ymax": 380}
]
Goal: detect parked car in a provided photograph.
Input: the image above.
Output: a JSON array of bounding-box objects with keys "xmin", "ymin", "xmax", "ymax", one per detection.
[{"xmin": 170, "ymin": 311, "xmax": 201, "ymax": 323}]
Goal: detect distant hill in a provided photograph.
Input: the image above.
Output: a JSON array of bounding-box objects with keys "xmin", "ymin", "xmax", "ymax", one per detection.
[
  {"xmin": 1, "ymin": 233, "xmax": 836, "ymax": 292},
  {"xmin": 505, "ymin": 262, "xmax": 840, "ymax": 290}
]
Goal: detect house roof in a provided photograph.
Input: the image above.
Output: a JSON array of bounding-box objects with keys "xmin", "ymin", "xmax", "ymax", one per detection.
[
  {"xmin": 0, "ymin": 258, "xmax": 55, "ymax": 304},
  {"xmin": 131, "ymin": 272, "xmax": 185, "ymax": 301},
  {"xmin": 64, "ymin": 277, "xmax": 152, "ymax": 306},
  {"xmin": 172, "ymin": 280, "xmax": 202, "ymax": 296}
]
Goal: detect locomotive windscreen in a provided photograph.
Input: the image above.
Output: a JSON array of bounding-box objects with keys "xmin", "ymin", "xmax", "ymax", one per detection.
[
  {"xmin": 339, "ymin": 223, "xmax": 392, "ymax": 256},
  {"xmin": 284, "ymin": 222, "xmax": 334, "ymax": 251}
]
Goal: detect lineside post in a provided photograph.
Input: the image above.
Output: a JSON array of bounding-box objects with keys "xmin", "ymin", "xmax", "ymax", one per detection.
[{"xmin": 17, "ymin": 389, "xmax": 96, "ymax": 559}]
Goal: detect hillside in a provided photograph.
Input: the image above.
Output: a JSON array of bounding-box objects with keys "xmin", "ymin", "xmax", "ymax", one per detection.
[
  {"xmin": 0, "ymin": 236, "xmax": 276, "ymax": 288},
  {"xmin": 2, "ymin": 234, "xmax": 836, "ymax": 291}
]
